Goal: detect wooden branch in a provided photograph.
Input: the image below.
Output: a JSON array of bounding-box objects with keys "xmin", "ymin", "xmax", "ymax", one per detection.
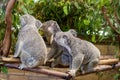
[
  {"xmin": 113, "ymin": 3, "xmax": 120, "ymax": 25},
  {"xmin": 99, "ymin": 59, "xmax": 119, "ymax": 65},
  {"xmin": 4, "ymin": 62, "xmax": 120, "ymax": 79},
  {"xmin": 1, "ymin": 57, "xmax": 20, "ymax": 63},
  {"xmin": 101, "ymin": 6, "xmax": 120, "ymax": 34},
  {"xmin": 5, "ymin": 64, "xmax": 71, "ymax": 80},
  {"xmin": 100, "ymin": 55, "xmax": 115, "ymax": 60},
  {"xmin": 77, "ymin": 62, "xmax": 120, "ymax": 76},
  {"xmin": 1, "ymin": 55, "xmax": 119, "ymax": 65}
]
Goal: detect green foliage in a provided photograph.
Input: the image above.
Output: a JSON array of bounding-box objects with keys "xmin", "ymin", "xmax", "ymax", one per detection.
[
  {"xmin": 114, "ymin": 68, "xmax": 120, "ymax": 80},
  {"xmin": 0, "ymin": 0, "xmax": 120, "ymax": 51},
  {"xmin": 33, "ymin": 0, "xmax": 120, "ymax": 43},
  {"xmin": 0, "ymin": 66, "xmax": 8, "ymax": 74}
]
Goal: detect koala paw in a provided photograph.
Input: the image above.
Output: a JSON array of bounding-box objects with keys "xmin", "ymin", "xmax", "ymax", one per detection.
[
  {"xmin": 18, "ymin": 64, "xmax": 26, "ymax": 70},
  {"xmin": 67, "ymin": 70, "xmax": 76, "ymax": 77}
]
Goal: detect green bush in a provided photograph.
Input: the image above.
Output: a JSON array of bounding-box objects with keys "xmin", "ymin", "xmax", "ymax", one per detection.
[
  {"xmin": 0, "ymin": 0, "xmax": 120, "ymax": 51},
  {"xmin": 32, "ymin": 0, "xmax": 120, "ymax": 43}
]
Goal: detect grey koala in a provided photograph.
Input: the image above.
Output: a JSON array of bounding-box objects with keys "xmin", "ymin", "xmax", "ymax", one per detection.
[
  {"xmin": 14, "ymin": 14, "xmax": 47, "ymax": 69},
  {"xmin": 53, "ymin": 31, "xmax": 100, "ymax": 77},
  {"xmin": 40, "ymin": 20, "xmax": 61, "ymax": 45},
  {"xmin": 39, "ymin": 20, "xmax": 78, "ymax": 67},
  {"xmin": 48, "ymin": 29, "xmax": 77, "ymax": 67}
]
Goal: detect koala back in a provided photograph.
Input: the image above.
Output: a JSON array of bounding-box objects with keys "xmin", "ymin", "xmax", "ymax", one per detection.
[
  {"xmin": 70, "ymin": 37, "xmax": 100, "ymax": 64},
  {"xmin": 19, "ymin": 26, "xmax": 47, "ymax": 66}
]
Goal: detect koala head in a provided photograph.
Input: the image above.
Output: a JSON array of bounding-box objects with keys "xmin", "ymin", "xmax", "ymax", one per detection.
[
  {"xmin": 20, "ymin": 14, "xmax": 42, "ymax": 29},
  {"xmin": 41, "ymin": 20, "xmax": 61, "ymax": 34},
  {"xmin": 41, "ymin": 20, "xmax": 61, "ymax": 44},
  {"xmin": 54, "ymin": 32, "xmax": 73, "ymax": 54}
]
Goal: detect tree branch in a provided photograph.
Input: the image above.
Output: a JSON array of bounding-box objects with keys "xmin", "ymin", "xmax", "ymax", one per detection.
[{"xmin": 101, "ymin": 6, "xmax": 120, "ymax": 34}]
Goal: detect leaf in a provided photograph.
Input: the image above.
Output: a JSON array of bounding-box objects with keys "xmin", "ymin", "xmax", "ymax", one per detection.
[
  {"xmin": 63, "ymin": 5, "xmax": 68, "ymax": 15},
  {"xmin": 83, "ymin": 19, "xmax": 90, "ymax": 25},
  {"xmin": 92, "ymin": 34, "xmax": 96, "ymax": 43},
  {"xmin": 100, "ymin": 0, "xmax": 104, "ymax": 7},
  {"xmin": 74, "ymin": 1, "xmax": 81, "ymax": 9},
  {"xmin": 114, "ymin": 74, "xmax": 120, "ymax": 80},
  {"xmin": 119, "ymin": 0, "xmax": 120, "ymax": 6},
  {"xmin": 21, "ymin": 5, "xmax": 28, "ymax": 14},
  {"xmin": 1, "ymin": 66, "xmax": 8, "ymax": 74}
]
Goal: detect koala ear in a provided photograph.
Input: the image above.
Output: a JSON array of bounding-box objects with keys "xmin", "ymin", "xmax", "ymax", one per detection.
[
  {"xmin": 63, "ymin": 35, "xmax": 71, "ymax": 45},
  {"xmin": 20, "ymin": 16, "xmax": 27, "ymax": 27},
  {"xmin": 63, "ymin": 35, "xmax": 68, "ymax": 40},
  {"xmin": 35, "ymin": 20, "xmax": 42, "ymax": 29}
]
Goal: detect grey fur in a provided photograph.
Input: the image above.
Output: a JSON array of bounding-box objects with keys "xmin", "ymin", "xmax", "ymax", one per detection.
[
  {"xmin": 40, "ymin": 20, "xmax": 62, "ymax": 62},
  {"xmin": 39, "ymin": 20, "xmax": 78, "ymax": 68},
  {"xmin": 68, "ymin": 29, "xmax": 77, "ymax": 37},
  {"xmin": 14, "ymin": 14, "xmax": 47, "ymax": 69},
  {"xmin": 40, "ymin": 20, "xmax": 61, "ymax": 44},
  {"xmin": 53, "ymin": 31, "xmax": 100, "ymax": 77}
]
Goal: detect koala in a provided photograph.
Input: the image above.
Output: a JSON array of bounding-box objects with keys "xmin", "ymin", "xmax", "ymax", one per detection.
[
  {"xmin": 46, "ymin": 29, "xmax": 77, "ymax": 64},
  {"xmin": 40, "ymin": 20, "xmax": 61, "ymax": 45},
  {"xmin": 47, "ymin": 29, "xmax": 77, "ymax": 67},
  {"xmin": 40, "ymin": 20, "xmax": 77, "ymax": 61},
  {"xmin": 53, "ymin": 31, "xmax": 100, "ymax": 77},
  {"xmin": 14, "ymin": 14, "xmax": 47, "ymax": 69},
  {"xmin": 39, "ymin": 20, "xmax": 78, "ymax": 68}
]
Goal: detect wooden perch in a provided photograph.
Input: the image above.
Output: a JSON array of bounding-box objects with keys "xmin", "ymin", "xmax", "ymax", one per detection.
[
  {"xmin": 99, "ymin": 58, "xmax": 119, "ymax": 65},
  {"xmin": 4, "ymin": 64, "xmax": 71, "ymax": 80},
  {"xmin": 100, "ymin": 55, "xmax": 115, "ymax": 60},
  {"xmin": 4, "ymin": 62, "xmax": 120, "ymax": 79},
  {"xmin": 0, "ymin": 55, "xmax": 115, "ymax": 62},
  {"xmin": 1, "ymin": 57, "xmax": 20, "ymax": 63},
  {"xmin": 1, "ymin": 55, "xmax": 119, "ymax": 65},
  {"xmin": 77, "ymin": 62, "xmax": 120, "ymax": 76}
]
